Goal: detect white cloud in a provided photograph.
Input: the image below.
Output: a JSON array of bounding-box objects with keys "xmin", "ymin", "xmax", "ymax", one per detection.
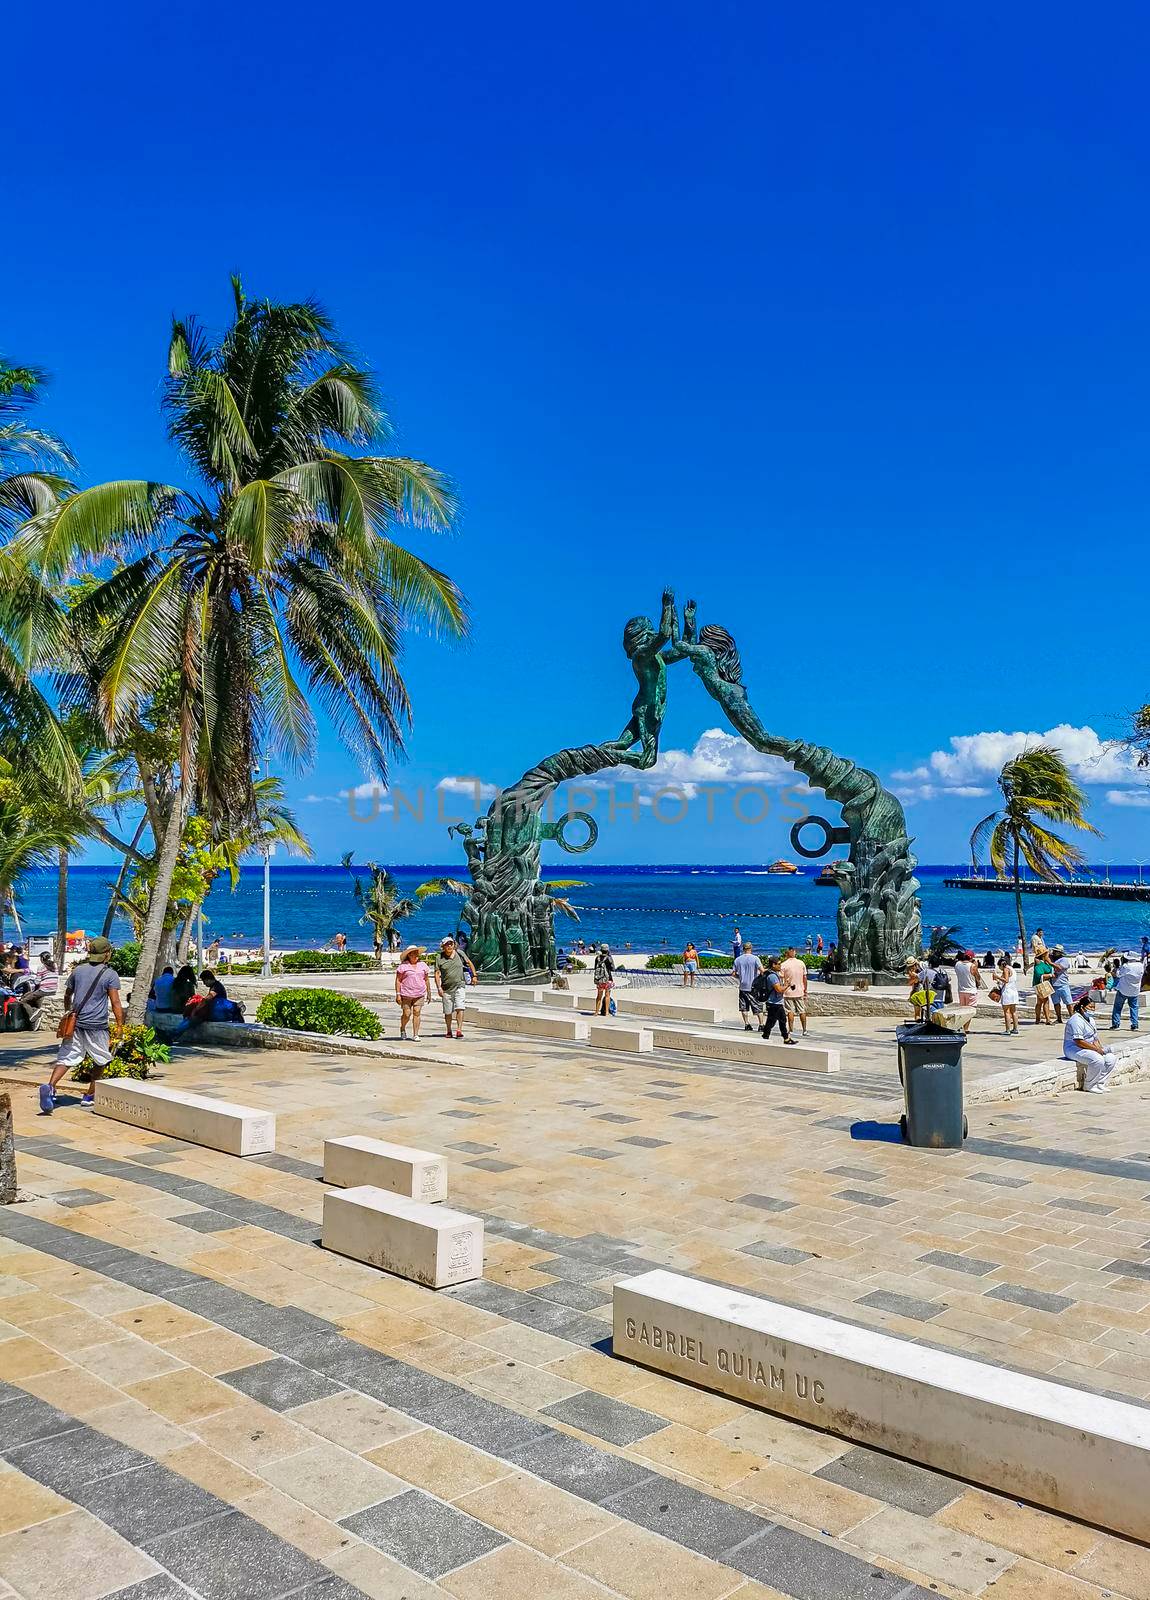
[
  {"xmin": 436, "ymin": 776, "xmax": 500, "ymax": 803},
  {"xmin": 893, "ymin": 725, "xmax": 1136, "ymax": 801},
  {"xmin": 1106, "ymin": 788, "xmax": 1150, "ymax": 808},
  {"xmin": 588, "ymin": 729, "xmax": 801, "ymax": 800}
]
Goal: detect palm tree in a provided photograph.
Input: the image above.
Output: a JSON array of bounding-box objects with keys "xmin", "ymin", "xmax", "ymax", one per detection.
[
  {"xmin": 342, "ymin": 854, "xmax": 416, "ymax": 962},
  {"xmin": 969, "ymin": 747, "xmax": 1098, "ymax": 971},
  {"xmin": 13, "ymin": 281, "xmax": 465, "ymax": 1018}
]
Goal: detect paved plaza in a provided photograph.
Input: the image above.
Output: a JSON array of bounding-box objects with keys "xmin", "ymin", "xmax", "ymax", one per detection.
[{"xmin": 2, "ymin": 1025, "xmax": 1150, "ymax": 1599}]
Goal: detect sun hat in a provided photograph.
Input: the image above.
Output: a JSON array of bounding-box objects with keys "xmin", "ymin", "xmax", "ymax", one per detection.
[
  {"xmin": 1125, "ymin": 951, "xmax": 1140, "ymax": 962},
  {"xmin": 87, "ymin": 936, "xmax": 113, "ymax": 960},
  {"xmin": 403, "ymin": 944, "xmax": 421, "ymax": 957}
]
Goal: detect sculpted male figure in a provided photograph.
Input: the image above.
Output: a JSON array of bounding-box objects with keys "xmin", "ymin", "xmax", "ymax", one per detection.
[{"xmin": 615, "ymin": 588, "xmax": 678, "ymax": 769}]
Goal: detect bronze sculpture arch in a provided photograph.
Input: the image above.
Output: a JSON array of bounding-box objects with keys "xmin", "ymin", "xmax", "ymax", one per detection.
[{"xmin": 446, "ymin": 592, "xmax": 921, "ymax": 983}]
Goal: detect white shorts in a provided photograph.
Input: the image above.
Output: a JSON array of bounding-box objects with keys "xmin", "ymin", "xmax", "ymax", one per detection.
[
  {"xmin": 55, "ymin": 1026, "xmax": 112, "ymax": 1069},
  {"xmin": 441, "ymin": 987, "xmax": 466, "ymax": 1016}
]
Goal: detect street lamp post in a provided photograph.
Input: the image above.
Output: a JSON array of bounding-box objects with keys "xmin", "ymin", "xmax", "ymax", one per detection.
[{"xmin": 261, "ymin": 842, "xmax": 274, "ymax": 978}]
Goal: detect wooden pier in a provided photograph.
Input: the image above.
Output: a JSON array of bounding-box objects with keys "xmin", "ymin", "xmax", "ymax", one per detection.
[{"xmin": 944, "ymin": 875, "xmax": 1150, "ymax": 902}]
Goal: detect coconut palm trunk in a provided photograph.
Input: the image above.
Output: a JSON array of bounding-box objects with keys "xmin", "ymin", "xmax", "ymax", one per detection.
[
  {"xmin": 54, "ymin": 848, "xmax": 69, "ymax": 971},
  {"xmin": 128, "ymin": 786, "xmax": 187, "ymax": 1023},
  {"xmin": 1013, "ymin": 834, "xmax": 1029, "ymax": 971}
]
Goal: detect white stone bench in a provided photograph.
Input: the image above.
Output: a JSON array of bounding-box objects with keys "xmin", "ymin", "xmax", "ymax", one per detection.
[
  {"xmin": 92, "ymin": 1081, "xmax": 275, "ymax": 1157},
  {"xmin": 322, "ymin": 1186, "xmax": 483, "ymax": 1288},
  {"xmin": 588, "ymin": 1022, "xmax": 652, "ymax": 1054},
  {"xmin": 323, "ymin": 1136, "xmax": 447, "ymax": 1202},
  {"xmin": 614, "ymin": 996, "xmax": 723, "ymax": 1025},
  {"xmin": 541, "ymin": 989, "xmax": 581, "ymax": 1010},
  {"xmin": 469, "ymin": 1007, "xmax": 589, "ymax": 1043},
  {"xmin": 648, "ymin": 1026, "xmax": 839, "ymax": 1073},
  {"xmin": 614, "ymin": 1269, "xmax": 1149, "ymax": 1541},
  {"xmin": 508, "ymin": 986, "xmax": 544, "ymax": 1003}
]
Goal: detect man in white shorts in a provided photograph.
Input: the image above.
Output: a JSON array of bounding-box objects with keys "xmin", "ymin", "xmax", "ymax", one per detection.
[
  {"xmin": 435, "ymin": 935, "xmax": 477, "ymax": 1040},
  {"xmin": 40, "ymin": 936, "xmax": 123, "ymax": 1113}
]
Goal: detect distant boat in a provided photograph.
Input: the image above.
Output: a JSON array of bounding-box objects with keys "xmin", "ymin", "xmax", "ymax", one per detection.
[
  {"xmin": 814, "ymin": 862, "xmax": 844, "ymax": 886},
  {"xmin": 767, "ymin": 859, "xmax": 800, "ymax": 875}
]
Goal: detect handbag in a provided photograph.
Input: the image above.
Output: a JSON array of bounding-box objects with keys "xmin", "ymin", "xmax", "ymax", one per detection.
[{"xmin": 1036, "ymin": 980, "xmax": 1053, "ymax": 1000}]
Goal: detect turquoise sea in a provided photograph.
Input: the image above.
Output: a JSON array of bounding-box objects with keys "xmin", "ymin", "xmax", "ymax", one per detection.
[{"xmin": 11, "ymin": 864, "xmax": 1150, "ymax": 956}]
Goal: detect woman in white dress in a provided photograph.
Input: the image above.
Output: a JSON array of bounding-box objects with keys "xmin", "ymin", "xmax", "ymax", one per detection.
[{"xmin": 996, "ymin": 957, "xmax": 1020, "ymax": 1036}]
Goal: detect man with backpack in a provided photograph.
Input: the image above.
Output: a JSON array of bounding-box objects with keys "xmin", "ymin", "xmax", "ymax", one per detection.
[{"xmin": 39, "ymin": 936, "xmax": 123, "ymax": 1113}]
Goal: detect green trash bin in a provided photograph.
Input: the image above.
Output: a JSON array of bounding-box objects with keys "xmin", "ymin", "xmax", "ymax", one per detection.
[{"xmin": 896, "ymin": 1021, "xmax": 968, "ymax": 1148}]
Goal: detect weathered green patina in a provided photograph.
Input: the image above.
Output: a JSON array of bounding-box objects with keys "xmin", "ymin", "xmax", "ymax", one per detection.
[{"xmin": 449, "ymin": 590, "xmax": 921, "ymax": 982}]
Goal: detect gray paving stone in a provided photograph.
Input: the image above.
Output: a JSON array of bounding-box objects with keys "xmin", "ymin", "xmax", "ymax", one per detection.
[
  {"xmin": 440, "ymin": 1109, "xmax": 481, "ymax": 1119},
  {"xmin": 736, "ymin": 1194, "xmax": 796, "ymax": 1213},
  {"xmin": 824, "ymin": 1165, "xmax": 880, "ymax": 1181},
  {"xmin": 541, "ymin": 1389, "xmax": 667, "ymax": 1446},
  {"xmin": 916, "ymin": 1250, "xmax": 998, "ymax": 1276},
  {"xmin": 729, "ymin": 1523, "xmax": 936, "ymax": 1598},
  {"xmin": 607, "ymin": 1472, "xmax": 768, "ymax": 1556},
  {"xmin": 144, "ymin": 1509, "xmax": 328, "ymax": 1600},
  {"xmin": 219, "ymin": 1357, "xmax": 345, "ymax": 1411},
  {"xmin": 170, "ymin": 1211, "xmax": 244, "ymax": 1233},
  {"xmin": 832, "ymin": 1189, "xmax": 897, "ymax": 1207},
  {"xmin": 0, "ymin": 1393, "xmax": 81, "ymax": 1449},
  {"xmin": 1103, "ymin": 1259, "xmax": 1150, "ymax": 1281},
  {"xmin": 466, "ymin": 1158, "xmax": 516, "ymax": 1172},
  {"xmin": 7, "ymin": 1422, "xmax": 148, "ymax": 1492},
  {"xmin": 671, "ymin": 1110, "xmax": 715, "ymax": 1120},
  {"xmin": 967, "ymin": 1171, "xmax": 1030, "ymax": 1189},
  {"xmin": 417, "ymin": 1390, "xmax": 552, "ymax": 1454},
  {"xmin": 340, "ymin": 1488, "xmax": 506, "ymax": 1577},
  {"xmin": 618, "ymin": 1136, "xmax": 670, "ymax": 1148},
  {"xmin": 815, "ymin": 1445, "xmax": 962, "ymax": 1514},
  {"xmin": 739, "ymin": 1242, "xmax": 815, "ymax": 1265},
  {"xmin": 986, "ymin": 1283, "xmax": 1073, "ymax": 1313},
  {"xmin": 856, "ymin": 1290, "xmax": 946, "ymax": 1322},
  {"xmin": 445, "ymin": 1141, "xmax": 497, "ymax": 1153},
  {"xmin": 77, "ymin": 1461, "xmax": 231, "ymax": 1542},
  {"xmin": 594, "ymin": 1113, "xmax": 640, "ymax": 1124},
  {"xmin": 507, "ymin": 1431, "xmax": 656, "ymax": 1503},
  {"xmin": 1048, "ymin": 1198, "xmax": 1117, "ymax": 1216},
  {"xmin": 52, "ymin": 1188, "xmax": 114, "ymax": 1206},
  {"xmin": 532, "ymin": 1281, "xmax": 612, "ymax": 1311},
  {"xmin": 294, "ymin": 1581, "xmax": 376, "ymax": 1600},
  {"xmin": 108, "ymin": 1576, "xmax": 196, "ymax": 1599},
  {"xmin": 571, "ymin": 1147, "xmax": 622, "ymax": 1159}
]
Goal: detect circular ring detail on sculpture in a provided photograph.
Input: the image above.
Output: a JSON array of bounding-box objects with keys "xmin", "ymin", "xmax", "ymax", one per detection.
[
  {"xmin": 790, "ymin": 814, "xmax": 852, "ymax": 860},
  {"xmin": 548, "ymin": 811, "xmax": 599, "ymax": 854}
]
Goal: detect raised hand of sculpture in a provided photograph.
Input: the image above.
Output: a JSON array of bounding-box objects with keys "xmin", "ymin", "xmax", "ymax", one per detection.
[{"xmin": 663, "ymin": 592, "xmax": 921, "ymax": 979}]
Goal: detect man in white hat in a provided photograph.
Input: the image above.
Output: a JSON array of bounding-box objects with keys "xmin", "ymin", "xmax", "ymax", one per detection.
[
  {"xmin": 40, "ymin": 936, "xmax": 123, "ymax": 1114},
  {"xmin": 1111, "ymin": 951, "xmax": 1145, "ymax": 1032},
  {"xmin": 435, "ymin": 935, "xmax": 477, "ymax": 1039}
]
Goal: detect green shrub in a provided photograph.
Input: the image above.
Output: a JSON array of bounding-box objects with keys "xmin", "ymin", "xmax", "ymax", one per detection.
[
  {"xmin": 645, "ymin": 952, "xmax": 733, "ymax": 971},
  {"xmin": 280, "ymin": 950, "xmax": 378, "ymax": 972},
  {"xmin": 71, "ymin": 1023, "xmax": 170, "ymax": 1084},
  {"xmin": 256, "ymin": 988, "xmax": 382, "ymax": 1039},
  {"xmin": 109, "ymin": 941, "xmax": 141, "ymax": 976}
]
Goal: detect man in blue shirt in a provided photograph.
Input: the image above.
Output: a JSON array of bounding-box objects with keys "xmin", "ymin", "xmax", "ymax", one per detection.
[{"xmin": 732, "ymin": 942, "xmax": 763, "ymax": 1030}]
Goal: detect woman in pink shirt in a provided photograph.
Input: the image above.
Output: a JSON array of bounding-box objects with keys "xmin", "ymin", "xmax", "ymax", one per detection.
[{"xmin": 395, "ymin": 945, "xmax": 432, "ymax": 1040}]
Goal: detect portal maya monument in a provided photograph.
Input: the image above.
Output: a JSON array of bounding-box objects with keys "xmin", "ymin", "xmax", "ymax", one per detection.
[{"xmin": 449, "ymin": 593, "xmax": 922, "ymax": 984}]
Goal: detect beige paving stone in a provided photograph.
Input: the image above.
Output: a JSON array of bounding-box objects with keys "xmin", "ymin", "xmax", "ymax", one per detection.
[
  {"xmin": 439, "ymin": 1542, "xmax": 614, "ymax": 1598},
  {"xmin": 327, "ymin": 1542, "xmax": 448, "ymax": 1599},
  {"xmin": 848, "ymin": 1505, "xmax": 1016, "ymax": 1590},
  {"xmin": 561, "ymin": 1522, "xmax": 745, "ymax": 1600},
  {"xmin": 124, "ymin": 1365, "xmax": 241, "ymax": 1423},
  {"xmin": 475, "ymin": 1323, "xmax": 584, "ymax": 1365},
  {"xmin": 546, "ymin": 1349, "xmax": 661, "ymax": 1398},
  {"xmin": 341, "ymin": 1306, "xmax": 438, "ymax": 1348},
  {"xmin": 287, "ymin": 1389, "xmax": 425, "ymax": 1454},
  {"xmin": 0, "ymin": 1508, "xmax": 158, "ymax": 1599},
  {"xmin": 55, "ymin": 1280, "xmax": 155, "ymax": 1317},
  {"xmin": 14, "ymin": 1366, "xmax": 124, "ymax": 1415},
  {"xmin": 164, "ymin": 1440, "xmax": 268, "ymax": 1501},
  {"xmin": 622, "ymin": 1376, "xmax": 746, "ymax": 1432},
  {"xmin": 455, "ymin": 1470, "xmax": 618, "ymax": 1555},
  {"xmin": 709, "ymin": 1412, "xmax": 849, "ymax": 1473},
  {"xmin": 192, "ymin": 1401, "xmax": 312, "ymax": 1468},
  {"xmin": 157, "ymin": 1327, "xmax": 269, "ymax": 1374},
  {"xmin": 238, "ymin": 1486, "xmax": 358, "ymax": 1559},
  {"xmin": 367, "ymin": 1430, "xmax": 512, "ymax": 1499},
  {"xmin": 0, "ymin": 1336, "xmax": 68, "ymax": 1380},
  {"xmin": 467, "ymin": 1359, "xmax": 584, "ymax": 1411},
  {"xmin": 19, "ymin": 1311, "xmax": 122, "ymax": 1355},
  {"xmin": 0, "ymin": 1471, "xmax": 70, "ymax": 1537},
  {"xmin": 982, "ymin": 1562, "xmax": 1116, "ymax": 1600},
  {"xmin": 83, "ymin": 1398, "xmax": 195, "ymax": 1458},
  {"xmin": 1073, "ymin": 1535, "xmax": 1150, "ymax": 1600},
  {"xmin": 934, "ymin": 1488, "xmax": 1098, "ymax": 1571},
  {"xmin": 261, "ymin": 1442, "xmax": 406, "ymax": 1519},
  {"xmin": 71, "ymin": 1337, "xmax": 185, "ymax": 1387},
  {"xmin": 0, "ymin": 1292, "xmax": 71, "ymax": 1328},
  {"xmin": 627, "ymin": 1425, "xmax": 762, "ymax": 1491},
  {"xmin": 109, "ymin": 1302, "xmax": 213, "ymax": 1341},
  {"xmin": 732, "ymin": 1461, "xmax": 878, "ymax": 1536},
  {"xmin": 392, "ymin": 1331, "xmax": 506, "ymax": 1379}
]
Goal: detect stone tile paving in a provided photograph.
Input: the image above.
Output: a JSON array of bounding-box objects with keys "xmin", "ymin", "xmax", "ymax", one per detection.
[{"xmin": 1, "ymin": 1031, "xmax": 1150, "ymax": 1596}]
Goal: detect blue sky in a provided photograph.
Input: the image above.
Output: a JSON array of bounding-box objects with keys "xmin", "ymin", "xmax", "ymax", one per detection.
[{"xmin": 7, "ymin": 0, "xmax": 1150, "ymax": 866}]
